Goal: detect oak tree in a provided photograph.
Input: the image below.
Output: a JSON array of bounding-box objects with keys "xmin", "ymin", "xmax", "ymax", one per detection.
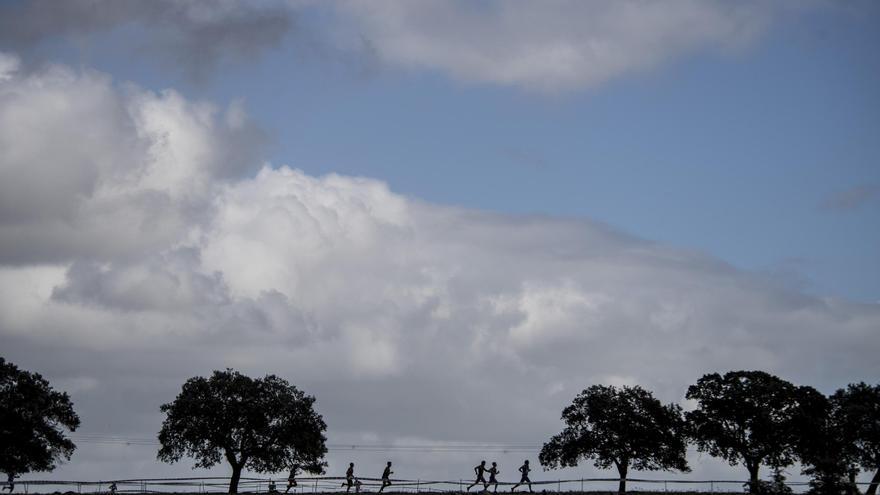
[
  {"xmin": 0, "ymin": 357, "xmax": 80, "ymax": 476},
  {"xmin": 540, "ymin": 384, "xmax": 689, "ymax": 493},
  {"xmin": 791, "ymin": 387, "xmax": 854, "ymax": 495},
  {"xmin": 831, "ymin": 382, "xmax": 880, "ymax": 495},
  {"xmin": 685, "ymin": 371, "xmax": 818, "ymax": 494},
  {"xmin": 157, "ymin": 369, "xmax": 327, "ymax": 493}
]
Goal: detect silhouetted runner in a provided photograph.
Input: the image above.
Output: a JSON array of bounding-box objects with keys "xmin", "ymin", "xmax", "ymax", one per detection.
[
  {"xmin": 2, "ymin": 474, "xmax": 17, "ymax": 493},
  {"xmin": 487, "ymin": 462, "xmax": 500, "ymax": 493},
  {"xmin": 379, "ymin": 462, "xmax": 393, "ymax": 493},
  {"xmin": 342, "ymin": 463, "xmax": 361, "ymax": 493},
  {"xmin": 285, "ymin": 465, "xmax": 298, "ymax": 493},
  {"xmin": 510, "ymin": 460, "xmax": 532, "ymax": 493},
  {"xmin": 467, "ymin": 461, "xmax": 488, "ymax": 492},
  {"xmin": 108, "ymin": 482, "xmax": 117, "ymax": 495}
]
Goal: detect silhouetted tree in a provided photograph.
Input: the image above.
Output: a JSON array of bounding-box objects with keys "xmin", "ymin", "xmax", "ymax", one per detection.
[
  {"xmin": 157, "ymin": 369, "xmax": 327, "ymax": 494},
  {"xmin": 0, "ymin": 357, "xmax": 80, "ymax": 476},
  {"xmin": 685, "ymin": 371, "xmax": 819, "ymax": 494},
  {"xmin": 831, "ymin": 383, "xmax": 880, "ymax": 495},
  {"xmin": 539, "ymin": 384, "xmax": 689, "ymax": 493},
  {"xmin": 792, "ymin": 387, "xmax": 855, "ymax": 495},
  {"xmin": 769, "ymin": 467, "xmax": 794, "ymax": 495}
]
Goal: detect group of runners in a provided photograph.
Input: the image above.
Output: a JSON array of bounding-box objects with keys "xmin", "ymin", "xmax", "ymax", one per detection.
[
  {"xmin": 277, "ymin": 462, "xmax": 394, "ymax": 494},
  {"xmin": 311, "ymin": 459, "xmax": 533, "ymax": 494},
  {"xmin": 467, "ymin": 460, "xmax": 533, "ymax": 493},
  {"xmin": 2, "ymin": 459, "xmax": 533, "ymax": 494}
]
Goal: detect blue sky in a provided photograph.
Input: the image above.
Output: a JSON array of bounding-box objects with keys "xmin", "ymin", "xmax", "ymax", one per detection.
[{"xmin": 42, "ymin": 1, "xmax": 879, "ymax": 301}]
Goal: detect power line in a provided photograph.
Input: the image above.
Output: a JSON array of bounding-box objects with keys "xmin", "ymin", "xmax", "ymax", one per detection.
[{"xmin": 68, "ymin": 435, "xmax": 542, "ymax": 452}]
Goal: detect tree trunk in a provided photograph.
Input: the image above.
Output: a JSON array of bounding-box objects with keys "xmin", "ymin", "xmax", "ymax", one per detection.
[
  {"xmin": 746, "ymin": 461, "xmax": 760, "ymax": 495},
  {"xmin": 616, "ymin": 462, "xmax": 628, "ymax": 494},
  {"xmin": 866, "ymin": 469, "xmax": 880, "ymax": 495},
  {"xmin": 229, "ymin": 463, "xmax": 243, "ymax": 494}
]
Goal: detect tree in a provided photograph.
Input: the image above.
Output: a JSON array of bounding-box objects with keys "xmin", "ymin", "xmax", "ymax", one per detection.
[
  {"xmin": 831, "ymin": 383, "xmax": 880, "ymax": 495},
  {"xmin": 539, "ymin": 384, "xmax": 689, "ymax": 493},
  {"xmin": 157, "ymin": 369, "xmax": 328, "ymax": 494},
  {"xmin": 685, "ymin": 370, "xmax": 819, "ymax": 494},
  {"xmin": 0, "ymin": 357, "xmax": 80, "ymax": 476},
  {"xmin": 792, "ymin": 387, "xmax": 856, "ymax": 495}
]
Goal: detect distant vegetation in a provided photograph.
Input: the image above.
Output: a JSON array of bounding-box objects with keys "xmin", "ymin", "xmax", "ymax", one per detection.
[{"xmin": 1, "ymin": 357, "xmax": 877, "ymax": 495}]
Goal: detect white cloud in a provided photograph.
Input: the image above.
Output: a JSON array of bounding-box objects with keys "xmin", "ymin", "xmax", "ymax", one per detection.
[
  {"xmin": 1, "ymin": 57, "xmax": 878, "ymax": 483},
  {"xmin": 0, "ymin": 61, "xmax": 265, "ymax": 264},
  {"xmin": 0, "ymin": 52, "xmax": 18, "ymax": 81},
  {"xmin": 0, "ymin": 2, "xmax": 809, "ymax": 93},
  {"xmin": 333, "ymin": 0, "xmax": 774, "ymax": 92}
]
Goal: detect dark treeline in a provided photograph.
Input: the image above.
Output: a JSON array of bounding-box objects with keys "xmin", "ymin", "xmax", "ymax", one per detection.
[
  {"xmin": 1, "ymin": 358, "xmax": 878, "ymax": 495},
  {"xmin": 539, "ymin": 371, "xmax": 880, "ymax": 495}
]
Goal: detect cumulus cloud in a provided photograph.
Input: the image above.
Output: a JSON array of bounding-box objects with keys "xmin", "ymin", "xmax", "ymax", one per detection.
[
  {"xmin": 1, "ymin": 57, "xmax": 878, "ymax": 483},
  {"xmin": 332, "ymin": 0, "xmax": 774, "ymax": 92},
  {"xmin": 0, "ymin": 55, "xmax": 265, "ymax": 264},
  {"xmin": 0, "ymin": 0, "xmax": 293, "ymax": 79}
]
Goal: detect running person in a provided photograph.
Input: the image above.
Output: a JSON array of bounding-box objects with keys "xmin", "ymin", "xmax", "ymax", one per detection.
[
  {"xmin": 108, "ymin": 482, "xmax": 117, "ymax": 495},
  {"xmin": 510, "ymin": 460, "xmax": 532, "ymax": 493},
  {"xmin": 342, "ymin": 463, "xmax": 361, "ymax": 493},
  {"xmin": 467, "ymin": 461, "xmax": 488, "ymax": 492},
  {"xmin": 379, "ymin": 462, "xmax": 393, "ymax": 493},
  {"xmin": 2, "ymin": 474, "xmax": 17, "ymax": 493},
  {"xmin": 487, "ymin": 462, "xmax": 500, "ymax": 493},
  {"xmin": 285, "ymin": 465, "xmax": 298, "ymax": 493}
]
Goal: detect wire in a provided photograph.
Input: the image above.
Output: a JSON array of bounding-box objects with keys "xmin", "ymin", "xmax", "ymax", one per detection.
[{"xmin": 68, "ymin": 434, "xmax": 542, "ymax": 453}]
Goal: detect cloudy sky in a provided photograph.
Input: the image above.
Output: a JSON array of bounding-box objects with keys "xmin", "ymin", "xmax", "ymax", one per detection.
[{"xmin": 1, "ymin": 0, "xmax": 879, "ymax": 489}]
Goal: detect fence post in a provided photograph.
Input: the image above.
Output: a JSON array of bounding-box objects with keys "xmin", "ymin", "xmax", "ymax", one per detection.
[
  {"xmin": 710, "ymin": 481, "xmax": 714, "ymax": 493},
  {"xmin": 558, "ymin": 480, "xmax": 561, "ymax": 492},
  {"xmin": 664, "ymin": 481, "xmax": 668, "ymax": 492},
  {"xmin": 417, "ymin": 480, "xmax": 420, "ymax": 493},
  {"xmin": 313, "ymin": 479, "xmax": 317, "ymax": 493},
  {"xmin": 459, "ymin": 480, "xmax": 463, "ymax": 493},
  {"xmin": 580, "ymin": 479, "xmax": 583, "ymax": 492}
]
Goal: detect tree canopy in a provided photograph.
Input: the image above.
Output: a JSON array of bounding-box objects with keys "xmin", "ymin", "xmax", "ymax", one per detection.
[
  {"xmin": 790, "ymin": 386, "xmax": 855, "ymax": 495},
  {"xmin": 685, "ymin": 370, "xmax": 820, "ymax": 493},
  {"xmin": 539, "ymin": 384, "xmax": 689, "ymax": 493},
  {"xmin": 0, "ymin": 357, "xmax": 80, "ymax": 476},
  {"xmin": 831, "ymin": 382, "xmax": 880, "ymax": 495},
  {"xmin": 157, "ymin": 369, "xmax": 327, "ymax": 494}
]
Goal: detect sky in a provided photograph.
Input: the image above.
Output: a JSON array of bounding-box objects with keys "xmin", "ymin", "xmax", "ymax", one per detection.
[{"xmin": 0, "ymin": 0, "xmax": 878, "ymax": 489}]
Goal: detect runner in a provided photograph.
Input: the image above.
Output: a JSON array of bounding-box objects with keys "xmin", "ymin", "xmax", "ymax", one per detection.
[
  {"xmin": 108, "ymin": 482, "xmax": 117, "ymax": 495},
  {"xmin": 342, "ymin": 463, "xmax": 361, "ymax": 493},
  {"xmin": 467, "ymin": 461, "xmax": 488, "ymax": 492},
  {"xmin": 285, "ymin": 465, "xmax": 298, "ymax": 493},
  {"xmin": 2, "ymin": 474, "xmax": 17, "ymax": 493},
  {"xmin": 510, "ymin": 460, "xmax": 532, "ymax": 493},
  {"xmin": 379, "ymin": 462, "xmax": 393, "ymax": 493},
  {"xmin": 487, "ymin": 462, "xmax": 500, "ymax": 493}
]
